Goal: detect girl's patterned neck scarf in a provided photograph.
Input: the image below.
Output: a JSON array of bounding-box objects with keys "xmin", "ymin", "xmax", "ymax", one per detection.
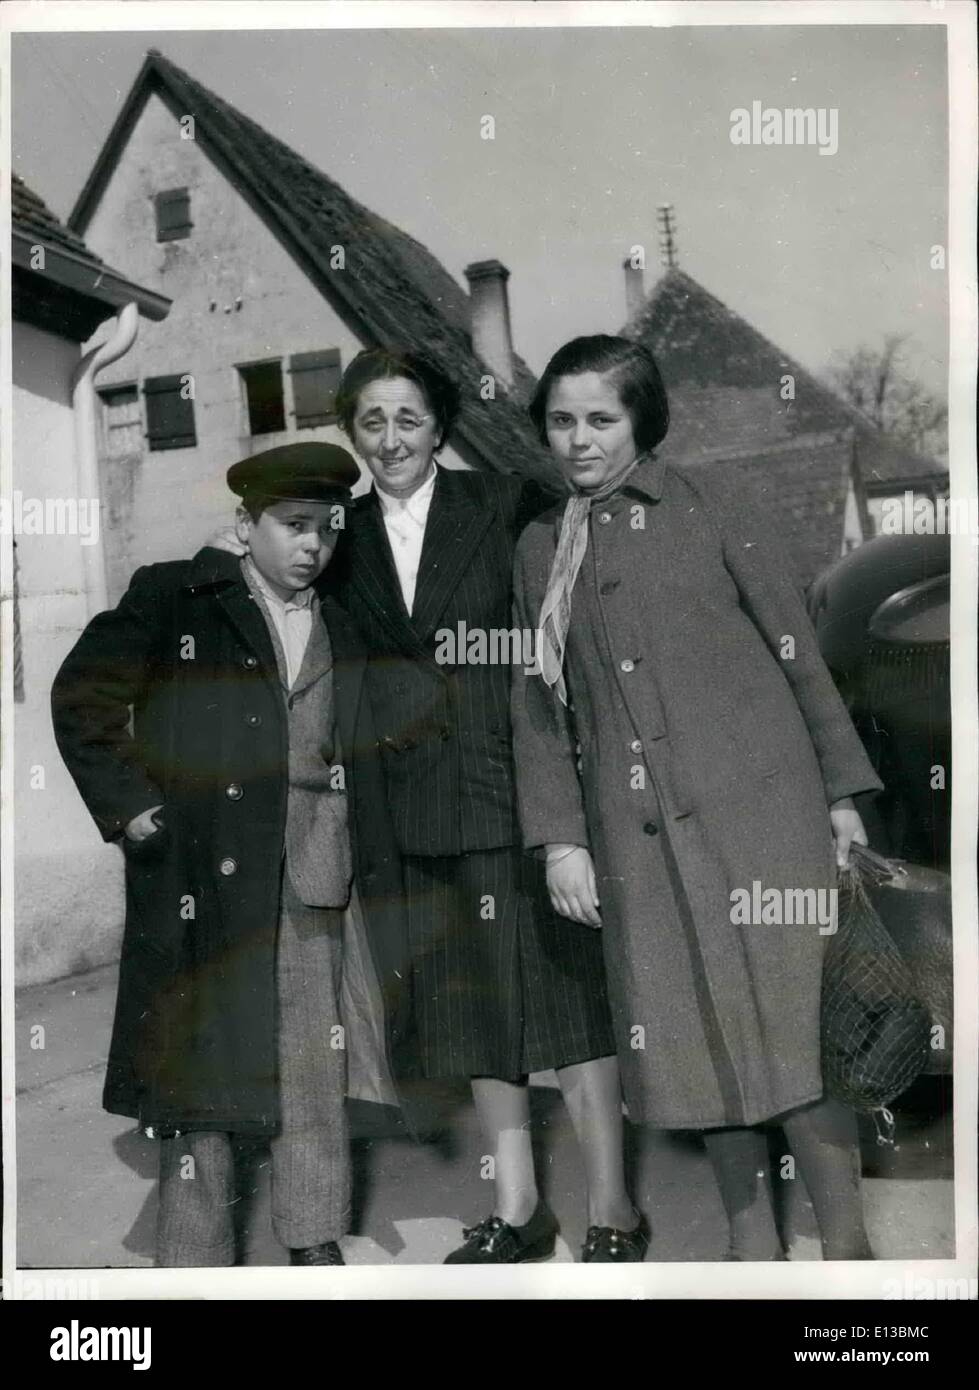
[{"xmin": 538, "ymin": 454, "xmax": 645, "ymax": 706}]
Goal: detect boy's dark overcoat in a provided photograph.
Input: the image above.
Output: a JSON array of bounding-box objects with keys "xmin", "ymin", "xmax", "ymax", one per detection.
[
  {"xmin": 511, "ymin": 456, "xmax": 884, "ymax": 1129},
  {"xmin": 51, "ymin": 547, "xmax": 408, "ymax": 1135}
]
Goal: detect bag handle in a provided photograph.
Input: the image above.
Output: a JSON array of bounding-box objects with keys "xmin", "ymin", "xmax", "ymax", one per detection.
[{"xmin": 848, "ymin": 842, "xmax": 909, "ymax": 886}]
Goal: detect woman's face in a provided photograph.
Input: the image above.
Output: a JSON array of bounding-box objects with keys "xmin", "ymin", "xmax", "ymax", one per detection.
[
  {"xmin": 544, "ymin": 370, "xmax": 639, "ymax": 492},
  {"xmin": 351, "ymin": 376, "xmax": 440, "ymax": 498}
]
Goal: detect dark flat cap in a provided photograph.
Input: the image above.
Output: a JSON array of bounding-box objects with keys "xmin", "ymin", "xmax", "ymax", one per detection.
[{"xmin": 227, "ymin": 442, "xmax": 359, "ymax": 502}]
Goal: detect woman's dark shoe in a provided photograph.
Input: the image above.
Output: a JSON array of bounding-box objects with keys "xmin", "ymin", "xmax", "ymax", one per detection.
[
  {"xmin": 289, "ymin": 1242, "xmax": 345, "ymax": 1265},
  {"xmin": 581, "ymin": 1212, "xmax": 649, "ymax": 1263},
  {"xmin": 444, "ymin": 1202, "xmax": 558, "ymax": 1264}
]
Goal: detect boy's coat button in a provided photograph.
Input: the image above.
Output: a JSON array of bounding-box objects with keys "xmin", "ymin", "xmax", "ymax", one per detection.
[
  {"xmin": 225, "ymin": 783, "xmax": 243, "ymax": 800},
  {"xmin": 219, "ymin": 857, "xmax": 238, "ymax": 875},
  {"xmin": 246, "ymin": 714, "xmax": 262, "ymax": 727},
  {"xmin": 242, "ymin": 655, "xmax": 258, "ymax": 669}
]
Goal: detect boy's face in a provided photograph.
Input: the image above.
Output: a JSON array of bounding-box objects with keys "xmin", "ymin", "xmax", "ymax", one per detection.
[{"xmin": 235, "ymin": 500, "xmax": 340, "ymax": 601}]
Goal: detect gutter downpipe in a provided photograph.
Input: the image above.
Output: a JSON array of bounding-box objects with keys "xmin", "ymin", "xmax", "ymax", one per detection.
[{"xmin": 70, "ymin": 301, "xmax": 139, "ymax": 617}]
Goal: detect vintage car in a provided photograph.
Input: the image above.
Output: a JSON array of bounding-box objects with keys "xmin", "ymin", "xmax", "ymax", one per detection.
[{"xmin": 807, "ymin": 533, "xmax": 952, "ymax": 1075}]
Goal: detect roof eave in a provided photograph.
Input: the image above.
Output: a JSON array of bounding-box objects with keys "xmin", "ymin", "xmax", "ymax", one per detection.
[
  {"xmin": 863, "ymin": 471, "xmax": 950, "ymax": 496},
  {"xmin": 11, "ymin": 227, "xmax": 172, "ymax": 321}
]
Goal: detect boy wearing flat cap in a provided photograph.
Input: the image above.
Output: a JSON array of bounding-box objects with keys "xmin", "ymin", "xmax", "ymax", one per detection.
[{"xmin": 52, "ymin": 443, "xmax": 407, "ymax": 1266}]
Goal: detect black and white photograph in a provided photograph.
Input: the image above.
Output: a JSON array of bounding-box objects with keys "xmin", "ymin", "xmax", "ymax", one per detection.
[{"xmin": 1, "ymin": 0, "xmax": 976, "ymax": 1308}]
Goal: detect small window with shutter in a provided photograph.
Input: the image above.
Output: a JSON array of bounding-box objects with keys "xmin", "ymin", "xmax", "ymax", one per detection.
[
  {"xmin": 97, "ymin": 383, "xmax": 143, "ymax": 458},
  {"xmin": 289, "ymin": 349, "xmax": 341, "ymax": 429},
  {"xmin": 238, "ymin": 360, "xmax": 286, "ymax": 436},
  {"xmin": 144, "ymin": 375, "xmax": 197, "ymax": 451},
  {"xmin": 155, "ymin": 188, "xmax": 192, "ymax": 242}
]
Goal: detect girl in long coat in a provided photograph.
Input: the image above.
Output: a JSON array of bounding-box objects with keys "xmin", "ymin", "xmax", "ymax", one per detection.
[{"xmin": 511, "ymin": 335, "xmax": 884, "ymax": 1261}]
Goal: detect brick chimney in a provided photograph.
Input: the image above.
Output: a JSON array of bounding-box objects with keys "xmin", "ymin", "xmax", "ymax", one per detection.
[
  {"xmin": 464, "ymin": 258, "xmax": 514, "ymax": 391},
  {"xmin": 623, "ymin": 257, "xmax": 645, "ymax": 320}
]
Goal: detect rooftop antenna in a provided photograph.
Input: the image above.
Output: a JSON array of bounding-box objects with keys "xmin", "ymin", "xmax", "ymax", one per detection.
[{"xmin": 657, "ymin": 204, "xmax": 678, "ymax": 270}]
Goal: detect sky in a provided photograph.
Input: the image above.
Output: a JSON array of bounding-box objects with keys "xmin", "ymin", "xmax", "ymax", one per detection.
[{"xmin": 11, "ymin": 21, "xmax": 949, "ymax": 394}]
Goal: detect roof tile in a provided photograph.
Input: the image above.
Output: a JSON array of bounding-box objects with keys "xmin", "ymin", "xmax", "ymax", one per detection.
[{"xmin": 12, "ymin": 172, "xmax": 103, "ymax": 266}]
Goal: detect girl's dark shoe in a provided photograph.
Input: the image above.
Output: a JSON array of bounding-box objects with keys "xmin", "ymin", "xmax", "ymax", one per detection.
[
  {"xmin": 581, "ymin": 1211, "xmax": 649, "ymax": 1263},
  {"xmin": 289, "ymin": 1242, "xmax": 345, "ymax": 1265},
  {"xmin": 444, "ymin": 1201, "xmax": 558, "ymax": 1264}
]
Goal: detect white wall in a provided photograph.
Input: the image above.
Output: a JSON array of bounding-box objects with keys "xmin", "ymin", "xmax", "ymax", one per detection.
[
  {"xmin": 12, "ymin": 320, "xmax": 125, "ymax": 986},
  {"xmin": 82, "ymin": 92, "xmax": 470, "ymax": 601}
]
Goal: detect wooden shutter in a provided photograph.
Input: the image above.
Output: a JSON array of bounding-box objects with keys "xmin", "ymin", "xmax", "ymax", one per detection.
[
  {"xmin": 155, "ymin": 189, "xmax": 192, "ymax": 242},
  {"xmin": 143, "ymin": 375, "xmax": 197, "ymax": 451},
  {"xmin": 289, "ymin": 349, "xmax": 341, "ymax": 429}
]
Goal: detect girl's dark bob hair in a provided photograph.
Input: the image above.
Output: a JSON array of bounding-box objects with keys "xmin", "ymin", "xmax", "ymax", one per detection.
[
  {"xmin": 529, "ymin": 335, "xmax": 670, "ymax": 454},
  {"xmin": 335, "ymin": 347, "xmax": 461, "ymax": 450}
]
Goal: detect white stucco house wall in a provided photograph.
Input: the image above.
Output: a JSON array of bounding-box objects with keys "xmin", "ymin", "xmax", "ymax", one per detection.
[{"xmin": 10, "ymin": 173, "xmax": 171, "ymax": 985}]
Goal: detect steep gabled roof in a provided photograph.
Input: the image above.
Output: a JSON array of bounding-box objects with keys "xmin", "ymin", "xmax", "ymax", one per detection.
[
  {"xmin": 623, "ymin": 268, "xmax": 944, "ymax": 485},
  {"xmin": 12, "ymin": 172, "xmax": 170, "ymax": 340},
  {"xmin": 70, "ymin": 50, "xmax": 556, "ymax": 486}
]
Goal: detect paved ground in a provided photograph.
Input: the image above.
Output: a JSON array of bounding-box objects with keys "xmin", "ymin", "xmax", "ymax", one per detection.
[{"xmin": 15, "ymin": 965, "xmax": 954, "ymax": 1268}]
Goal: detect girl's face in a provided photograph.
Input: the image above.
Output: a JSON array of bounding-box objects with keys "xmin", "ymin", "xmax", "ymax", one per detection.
[
  {"xmin": 351, "ymin": 377, "xmax": 440, "ymax": 498},
  {"xmin": 544, "ymin": 370, "xmax": 639, "ymax": 492}
]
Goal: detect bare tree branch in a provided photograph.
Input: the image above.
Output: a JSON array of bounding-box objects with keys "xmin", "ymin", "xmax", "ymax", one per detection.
[{"xmin": 825, "ymin": 337, "xmax": 947, "ymax": 463}]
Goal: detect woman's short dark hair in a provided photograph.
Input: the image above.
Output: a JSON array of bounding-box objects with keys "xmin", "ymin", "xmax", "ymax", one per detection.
[
  {"xmin": 528, "ymin": 335, "xmax": 670, "ymax": 453},
  {"xmin": 335, "ymin": 348, "xmax": 461, "ymax": 449}
]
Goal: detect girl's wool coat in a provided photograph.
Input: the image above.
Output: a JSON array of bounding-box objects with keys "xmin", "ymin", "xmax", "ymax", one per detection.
[{"xmin": 511, "ymin": 457, "xmax": 883, "ymax": 1128}]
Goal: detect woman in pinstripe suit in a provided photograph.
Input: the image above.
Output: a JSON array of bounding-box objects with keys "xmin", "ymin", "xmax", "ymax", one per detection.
[{"xmin": 329, "ymin": 349, "xmax": 647, "ymax": 1264}]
